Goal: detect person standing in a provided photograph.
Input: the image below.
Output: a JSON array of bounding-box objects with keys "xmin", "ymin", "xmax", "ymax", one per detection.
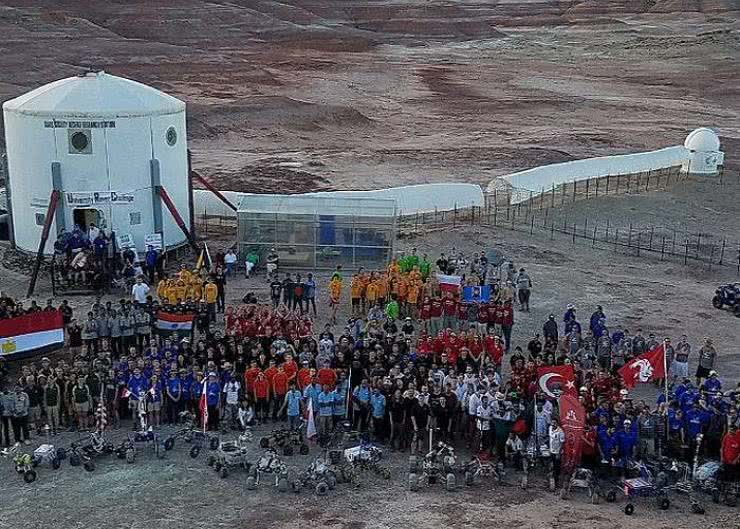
[
  {"xmin": 214, "ymin": 267, "xmax": 227, "ymax": 314},
  {"xmin": 131, "ymin": 276, "xmax": 151, "ymax": 305},
  {"xmin": 280, "ymin": 381, "xmax": 303, "ymax": 430},
  {"xmin": 515, "ymin": 268, "xmax": 532, "ymax": 312},
  {"xmin": 696, "ymin": 338, "xmax": 717, "ymax": 386},
  {"xmin": 222, "ymin": 375, "xmax": 241, "ymax": 430},
  {"xmin": 548, "ymin": 417, "xmax": 565, "ymax": 490},
  {"xmin": 204, "ymin": 278, "xmax": 218, "ymax": 323},
  {"xmin": 304, "ymin": 273, "xmax": 317, "ymax": 317},
  {"xmin": 145, "ymin": 245, "xmax": 158, "ymax": 284},
  {"xmin": 205, "ymin": 372, "xmax": 221, "ymax": 432},
  {"xmin": 317, "ymin": 384, "xmax": 335, "ymax": 443}
]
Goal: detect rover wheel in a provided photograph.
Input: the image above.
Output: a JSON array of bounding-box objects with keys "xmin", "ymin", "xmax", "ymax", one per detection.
[
  {"xmin": 624, "ymin": 503, "xmax": 634, "ymax": 516},
  {"xmin": 23, "ymin": 470, "xmax": 37, "ymax": 484}
]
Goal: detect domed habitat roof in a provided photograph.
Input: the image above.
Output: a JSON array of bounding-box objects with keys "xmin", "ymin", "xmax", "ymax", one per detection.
[
  {"xmin": 684, "ymin": 128, "xmax": 720, "ymax": 152},
  {"xmin": 2, "ymin": 71, "xmax": 185, "ymax": 118}
]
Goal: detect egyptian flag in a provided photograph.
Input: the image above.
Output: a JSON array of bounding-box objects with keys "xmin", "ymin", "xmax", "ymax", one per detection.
[
  {"xmin": 618, "ymin": 344, "xmax": 666, "ymax": 389},
  {"xmin": 0, "ymin": 311, "xmax": 65, "ymax": 360},
  {"xmin": 537, "ymin": 365, "xmax": 577, "ymax": 398},
  {"xmin": 155, "ymin": 311, "xmax": 195, "ymax": 332},
  {"xmin": 559, "ymin": 394, "xmax": 586, "ymax": 472},
  {"xmin": 436, "ymin": 273, "xmax": 462, "ymax": 294}
]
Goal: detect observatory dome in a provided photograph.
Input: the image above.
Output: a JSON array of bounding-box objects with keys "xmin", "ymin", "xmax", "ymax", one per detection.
[{"xmin": 684, "ymin": 128, "xmax": 720, "ymax": 152}]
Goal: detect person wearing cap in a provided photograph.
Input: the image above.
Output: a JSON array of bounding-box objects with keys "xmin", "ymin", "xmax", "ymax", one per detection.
[
  {"xmin": 205, "ymin": 372, "xmax": 221, "ymax": 431},
  {"xmin": 696, "ymin": 338, "xmax": 717, "ymax": 386},
  {"xmin": 616, "ymin": 418, "xmax": 638, "ymax": 469},
  {"xmin": 703, "ymin": 370, "xmax": 722, "ymax": 395}
]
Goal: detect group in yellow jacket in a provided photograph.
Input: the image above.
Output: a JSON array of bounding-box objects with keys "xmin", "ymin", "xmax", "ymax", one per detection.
[{"xmin": 156, "ymin": 265, "xmax": 217, "ymax": 305}]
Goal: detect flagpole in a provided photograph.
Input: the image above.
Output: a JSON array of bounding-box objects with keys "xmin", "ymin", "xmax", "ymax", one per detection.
[{"xmin": 662, "ymin": 339, "xmax": 669, "ymax": 406}]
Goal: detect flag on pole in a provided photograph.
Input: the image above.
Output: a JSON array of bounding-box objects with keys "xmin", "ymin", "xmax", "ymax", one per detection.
[
  {"xmin": 618, "ymin": 344, "xmax": 666, "ymax": 389},
  {"xmin": 537, "ymin": 365, "xmax": 577, "ymax": 398},
  {"xmin": 436, "ymin": 273, "xmax": 462, "ymax": 294},
  {"xmin": 199, "ymin": 381, "xmax": 209, "ymax": 432},
  {"xmin": 306, "ymin": 397, "xmax": 317, "ymax": 441},
  {"xmin": 559, "ymin": 394, "xmax": 586, "ymax": 473}
]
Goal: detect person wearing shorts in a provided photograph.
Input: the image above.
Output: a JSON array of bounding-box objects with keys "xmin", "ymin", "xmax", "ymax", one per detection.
[{"xmin": 71, "ymin": 376, "xmax": 91, "ymax": 430}]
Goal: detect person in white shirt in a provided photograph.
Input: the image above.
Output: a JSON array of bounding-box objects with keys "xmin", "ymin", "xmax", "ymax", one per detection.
[
  {"xmin": 476, "ymin": 394, "xmax": 494, "ymax": 455},
  {"xmin": 505, "ymin": 431, "xmax": 525, "ymax": 469},
  {"xmin": 224, "ymin": 249, "xmax": 237, "ymax": 277},
  {"xmin": 549, "ymin": 418, "xmax": 566, "ymax": 487},
  {"xmin": 131, "ymin": 277, "xmax": 150, "ymax": 304},
  {"xmin": 222, "ymin": 377, "xmax": 241, "ymax": 430}
]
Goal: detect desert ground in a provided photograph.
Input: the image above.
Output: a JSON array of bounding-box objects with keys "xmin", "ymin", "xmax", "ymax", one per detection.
[{"xmin": 0, "ymin": 1, "xmax": 739, "ymax": 528}]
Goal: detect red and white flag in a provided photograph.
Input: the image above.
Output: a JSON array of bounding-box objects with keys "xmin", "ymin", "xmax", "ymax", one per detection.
[
  {"xmin": 559, "ymin": 394, "xmax": 586, "ymax": 472},
  {"xmin": 199, "ymin": 381, "xmax": 209, "ymax": 431},
  {"xmin": 436, "ymin": 273, "xmax": 462, "ymax": 294},
  {"xmin": 155, "ymin": 311, "xmax": 195, "ymax": 332},
  {"xmin": 618, "ymin": 344, "xmax": 666, "ymax": 389},
  {"xmin": 305, "ymin": 398, "xmax": 317, "ymax": 441},
  {"xmin": 537, "ymin": 365, "xmax": 577, "ymax": 398},
  {"xmin": 0, "ymin": 311, "xmax": 64, "ymax": 360}
]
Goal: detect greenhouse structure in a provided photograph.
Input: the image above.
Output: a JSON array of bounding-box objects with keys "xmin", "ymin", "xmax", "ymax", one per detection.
[{"xmin": 236, "ymin": 194, "xmax": 397, "ymax": 270}]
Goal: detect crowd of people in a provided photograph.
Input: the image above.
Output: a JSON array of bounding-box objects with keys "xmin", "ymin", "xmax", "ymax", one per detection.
[{"xmin": 1, "ymin": 248, "xmax": 739, "ymax": 489}]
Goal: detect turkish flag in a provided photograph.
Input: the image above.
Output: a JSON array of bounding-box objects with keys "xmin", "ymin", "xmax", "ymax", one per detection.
[
  {"xmin": 537, "ymin": 365, "xmax": 577, "ymax": 398},
  {"xmin": 618, "ymin": 344, "xmax": 666, "ymax": 389},
  {"xmin": 559, "ymin": 394, "xmax": 586, "ymax": 472}
]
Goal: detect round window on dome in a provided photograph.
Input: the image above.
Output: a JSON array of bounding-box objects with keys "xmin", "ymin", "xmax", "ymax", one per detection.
[
  {"xmin": 68, "ymin": 129, "xmax": 92, "ymax": 154},
  {"xmin": 166, "ymin": 127, "xmax": 177, "ymax": 146}
]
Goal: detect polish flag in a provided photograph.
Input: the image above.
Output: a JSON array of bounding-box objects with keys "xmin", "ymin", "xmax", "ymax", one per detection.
[{"xmin": 436, "ymin": 273, "xmax": 462, "ymax": 294}]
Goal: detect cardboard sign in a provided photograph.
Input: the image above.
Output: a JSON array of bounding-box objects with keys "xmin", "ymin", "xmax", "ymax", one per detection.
[{"xmin": 144, "ymin": 233, "xmax": 163, "ymax": 251}]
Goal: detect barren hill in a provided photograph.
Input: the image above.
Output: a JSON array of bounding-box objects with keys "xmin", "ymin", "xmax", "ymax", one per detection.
[{"xmin": 0, "ymin": 1, "xmax": 738, "ymax": 192}]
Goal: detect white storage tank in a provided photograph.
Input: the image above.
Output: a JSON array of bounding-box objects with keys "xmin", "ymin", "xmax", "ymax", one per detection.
[
  {"xmin": 682, "ymin": 127, "xmax": 724, "ymax": 175},
  {"xmin": 2, "ymin": 71, "xmax": 191, "ymax": 253}
]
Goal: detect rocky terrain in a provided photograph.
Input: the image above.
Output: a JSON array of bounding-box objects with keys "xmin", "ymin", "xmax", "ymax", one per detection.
[{"xmin": 0, "ymin": 1, "xmax": 738, "ymax": 193}]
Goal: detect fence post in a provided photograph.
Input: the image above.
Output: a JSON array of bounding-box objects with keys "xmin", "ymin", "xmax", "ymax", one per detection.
[
  {"xmin": 614, "ymin": 228, "xmax": 619, "ymax": 253},
  {"xmin": 572, "ymin": 180, "xmax": 577, "ymax": 202},
  {"xmin": 551, "ymin": 184, "xmax": 556, "ymax": 208},
  {"xmin": 494, "ymin": 202, "xmax": 497, "ymax": 226},
  {"xmin": 696, "ymin": 233, "xmax": 702, "ymax": 260},
  {"xmin": 661, "ymin": 236, "xmax": 666, "ymax": 261},
  {"xmin": 415, "ymin": 212, "xmax": 419, "ymax": 233},
  {"xmin": 530, "ymin": 215, "xmax": 534, "ymax": 236},
  {"xmin": 572, "ymin": 223, "xmax": 576, "ymax": 244},
  {"xmin": 649, "ymin": 227, "xmax": 654, "ymax": 250},
  {"xmin": 709, "ymin": 246, "xmax": 715, "ymax": 271},
  {"xmin": 616, "ymin": 173, "xmax": 620, "ymax": 194},
  {"xmin": 672, "ymin": 231, "xmax": 676, "ymax": 254},
  {"xmin": 585, "ymin": 178, "xmax": 590, "ymax": 199},
  {"xmin": 561, "ymin": 183, "xmax": 566, "ymax": 205},
  {"xmin": 540, "ymin": 187, "xmax": 545, "ymax": 210},
  {"xmin": 684, "ymin": 239, "xmax": 689, "ymax": 265},
  {"xmin": 605, "ymin": 219, "xmax": 610, "ymax": 242},
  {"xmin": 595, "ymin": 177, "xmax": 599, "ymax": 197},
  {"xmin": 627, "ymin": 173, "xmax": 631, "ymax": 194},
  {"xmin": 550, "ymin": 221, "xmax": 554, "ymax": 240},
  {"xmin": 606, "ymin": 174, "xmax": 610, "ymax": 194},
  {"xmin": 636, "ymin": 231, "xmax": 641, "ymax": 257},
  {"xmin": 628, "ymin": 223, "xmax": 633, "ymax": 248},
  {"xmin": 592, "ymin": 225, "xmax": 597, "ymax": 247},
  {"xmin": 646, "ymin": 171, "xmax": 650, "ymax": 191},
  {"xmin": 584, "ymin": 217, "xmax": 588, "ymax": 237},
  {"xmin": 719, "ymin": 238, "xmax": 726, "ymax": 265}
]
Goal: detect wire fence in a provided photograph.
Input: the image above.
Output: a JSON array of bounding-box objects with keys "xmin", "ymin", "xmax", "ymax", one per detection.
[
  {"xmin": 397, "ymin": 168, "xmax": 740, "ymax": 275},
  {"xmin": 192, "ymin": 166, "xmax": 740, "ymax": 274}
]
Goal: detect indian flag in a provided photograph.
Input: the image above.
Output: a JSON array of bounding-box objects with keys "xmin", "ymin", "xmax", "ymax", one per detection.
[
  {"xmin": 0, "ymin": 311, "xmax": 65, "ymax": 360},
  {"xmin": 436, "ymin": 273, "xmax": 462, "ymax": 294},
  {"xmin": 155, "ymin": 311, "xmax": 195, "ymax": 332}
]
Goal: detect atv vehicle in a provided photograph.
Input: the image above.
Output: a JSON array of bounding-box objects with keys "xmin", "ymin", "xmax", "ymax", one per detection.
[{"xmin": 712, "ymin": 283, "xmax": 740, "ymax": 317}]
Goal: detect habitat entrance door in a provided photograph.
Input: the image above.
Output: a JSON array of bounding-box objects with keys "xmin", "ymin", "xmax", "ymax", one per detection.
[{"xmin": 72, "ymin": 208, "xmax": 105, "ymax": 233}]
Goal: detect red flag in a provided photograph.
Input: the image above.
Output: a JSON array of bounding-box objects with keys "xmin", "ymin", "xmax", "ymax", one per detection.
[
  {"xmin": 618, "ymin": 345, "xmax": 666, "ymax": 389},
  {"xmin": 559, "ymin": 394, "xmax": 586, "ymax": 472},
  {"xmin": 537, "ymin": 365, "xmax": 577, "ymax": 398},
  {"xmin": 199, "ymin": 380, "xmax": 209, "ymax": 431}
]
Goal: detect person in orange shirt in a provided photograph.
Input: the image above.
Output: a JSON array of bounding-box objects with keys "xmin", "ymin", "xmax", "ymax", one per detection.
[
  {"xmin": 253, "ymin": 372, "xmax": 271, "ymax": 424},
  {"xmin": 264, "ymin": 359, "xmax": 278, "ymax": 386},
  {"xmin": 243, "ymin": 360, "xmax": 261, "ymax": 395},
  {"xmin": 271, "ymin": 365, "xmax": 289, "ymax": 421},
  {"xmin": 204, "ymin": 278, "xmax": 218, "ymax": 322},
  {"xmin": 408, "ymin": 265, "xmax": 422, "ymax": 285},
  {"xmin": 365, "ymin": 273, "xmax": 378, "ymax": 308},
  {"xmin": 387, "ymin": 257, "xmax": 400, "ymax": 279},
  {"xmin": 328, "ymin": 275, "xmax": 342, "ymax": 325},
  {"xmin": 358, "ymin": 268, "xmax": 370, "ymax": 313},
  {"xmin": 406, "ymin": 280, "xmax": 421, "ymax": 319},
  {"xmin": 350, "ymin": 273, "xmax": 363, "ymax": 318},
  {"xmin": 296, "ymin": 361, "xmax": 313, "ymax": 390},
  {"xmin": 376, "ymin": 274, "xmax": 388, "ymax": 306},
  {"xmin": 317, "ymin": 359, "xmax": 337, "ymax": 388}
]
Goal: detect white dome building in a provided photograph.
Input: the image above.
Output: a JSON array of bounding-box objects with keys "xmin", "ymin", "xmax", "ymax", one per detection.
[
  {"xmin": 682, "ymin": 127, "xmax": 724, "ymax": 175},
  {"xmin": 2, "ymin": 71, "xmax": 191, "ymax": 253}
]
